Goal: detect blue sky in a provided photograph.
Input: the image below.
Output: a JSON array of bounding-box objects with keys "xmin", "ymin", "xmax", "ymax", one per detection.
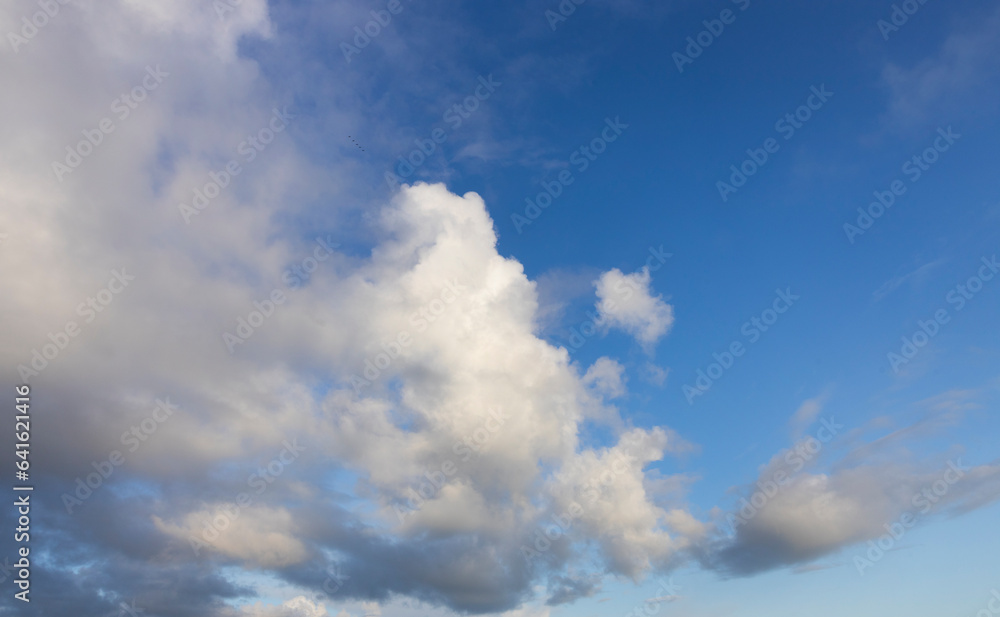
[{"xmin": 1, "ymin": 0, "xmax": 999, "ymax": 616}]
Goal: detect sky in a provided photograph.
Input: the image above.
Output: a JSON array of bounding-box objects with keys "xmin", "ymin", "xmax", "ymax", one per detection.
[{"xmin": 1, "ymin": 0, "xmax": 1000, "ymax": 616}]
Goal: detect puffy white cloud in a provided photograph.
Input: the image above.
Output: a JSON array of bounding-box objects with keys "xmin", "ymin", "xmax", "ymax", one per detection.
[
  {"xmin": 582, "ymin": 357, "xmax": 626, "ymax": 399},
  {"xmin": 594, "ymin": 268, "xmax": 674, "ymax": 349},
  {"xmin": 544, "ymin": 428, "xmax": 692, "ymax": 577},
  {"xmin": 0, "ymin": 21, "xmax": 697, "ymax": 597},
  {"xmin": 5, "ymin": 2, "xmax": 997, "ymax": 615}
]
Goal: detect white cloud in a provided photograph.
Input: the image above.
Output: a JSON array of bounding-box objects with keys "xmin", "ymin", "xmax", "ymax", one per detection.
[
  {"xmin": 594, "ymin": 268, "xmax": 674, "ymax": 350},
  {"xmin": 641, "ymin": 363, "xmax": 670, "ymax": 387},
  {"xmin": 711, "ymin": 405, "xmax": 1000, "ymax": 575},
  {"xmin": 5, "ymin": 2, "xmax": 997, "ymax": 614},
  {"xmin": 545, "ymin": 428, "xmax": 691, "ymax": 578},
  {"xmin": 583, "ymin": 357, "xmax": 626, "ymax": 399}
]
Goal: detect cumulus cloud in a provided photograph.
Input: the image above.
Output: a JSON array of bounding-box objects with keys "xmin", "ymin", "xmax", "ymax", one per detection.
[
  {"xmin": 706, "ymin": 399, "xmax": 1000, "ymax": 576},
  {"xmin": 3, "ymin": 2, "xmax": 998, "ymax": 616},
  {"xmin": 0, "ymin": 5, "xmax": 696, "ymax": 600},
  {"xmin": 594, "ymin": 268, "xmax": 674, "ymax": 349},
  {"xmin": 582, "ymin": 357, "xmax": 627, "ymax": 399}
]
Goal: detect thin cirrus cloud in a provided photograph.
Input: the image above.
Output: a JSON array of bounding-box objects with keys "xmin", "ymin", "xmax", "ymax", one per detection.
[{"xmin": 880, "ymin": 4, "xmax": 1000, "ymax": 127}]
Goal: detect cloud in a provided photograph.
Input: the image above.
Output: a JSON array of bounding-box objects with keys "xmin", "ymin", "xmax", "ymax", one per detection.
[
  {"xmin": 154, "ymin": 505, "xmax": 309, "ymax": 568},
  {"xmin": 5, "ymin": 0, "xmax": 702, "ymax": 602},
  {"xmin": 3, "ymin": 2, "xmax": 997, "ymax": 615},
  {"xmin": 706, "ymin": 401, "xmax": 1000, "ymax": 576},
  {"xmin": 641, "ymin": 363, "xmax": 670, "ymax": 387},
  {"xmin": 582, "ymin": 357, "xmax": 627, "ymax": 399},
  {"xmin": 788, "ymin": 391, "xmax": 831, "ymax": 439},
  {"xmin": 872, "ymin": 259, "xmax": 945, "ymax": 301},
  {"xmin": 544, "ymin": 428, "xmax": 695, "ymax": 578},
  {"xmin": 881, "ymin": 5, "xmax": 1000, "ymax": 127},
  {"xmin": 545, "ymin": 574, "xmax": 602, "ymax": 606},
  {"xmin": 594, "ymin": 268, "xmax": 674, "ymax": 350},
  {"xmin": 0, "ymin": 33, "xmax": 696, "ymax": 602}
]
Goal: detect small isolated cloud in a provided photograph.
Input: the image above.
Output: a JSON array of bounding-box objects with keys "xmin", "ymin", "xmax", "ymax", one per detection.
[
  {"xmin": 788, "ymin": 391, "xmax": 832, "ymax": 439},
  {"xmin": 642, "ymin": 363, "xmax": 670, "ymax": 387},
  {"xmin": 594, "ymin": 268, "xmax": 674, "ymax": 350},
  {"xmin": 707, "ymin": 403, "xmax": 1000, "ymax": 576},
  {"xmin": 583, "ymin": 357, "xmax": 627, "ymax": 399}
]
